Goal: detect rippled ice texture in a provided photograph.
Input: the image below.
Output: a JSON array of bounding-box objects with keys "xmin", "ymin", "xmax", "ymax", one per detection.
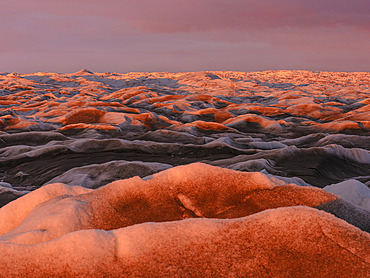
[{"xmin": 0, "ymin": 70, "xmax": 369, "ymax": 277}]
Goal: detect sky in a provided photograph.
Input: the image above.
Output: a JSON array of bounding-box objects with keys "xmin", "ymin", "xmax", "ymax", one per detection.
[{"xmin": 1, "ymin": 0, "xmax": 369, "ymax": 73}]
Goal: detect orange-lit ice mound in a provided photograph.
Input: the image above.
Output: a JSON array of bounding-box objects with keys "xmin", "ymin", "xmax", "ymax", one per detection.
[
  {"xmin": 0, "ymin": 208, "xmax": 369, "ymax": 277},
  {"xmin": 0, "ymin": 164, "xmax": 369, "ymax": 277}
]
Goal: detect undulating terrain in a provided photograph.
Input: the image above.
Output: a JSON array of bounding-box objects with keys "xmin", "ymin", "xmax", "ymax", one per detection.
[{"xmin": 0, "ymin": 70, "xmax": 369, "ymax": 276}]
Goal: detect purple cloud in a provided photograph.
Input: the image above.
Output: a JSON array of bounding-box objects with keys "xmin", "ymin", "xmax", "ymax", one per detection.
[
  {"xmin": 119, "ymin": 0, "xmax": 370, "ymax": 32},
  {"xmin": 0, "ymin": 0, "xmax": 369, "ymax": 72}
]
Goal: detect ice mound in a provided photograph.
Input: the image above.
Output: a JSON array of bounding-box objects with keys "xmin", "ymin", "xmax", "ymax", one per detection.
[
  {"xmin": 1, "ymin": 164, "xmax": 369, "ymax": 246},
  {"xmin": 0, "ymin": 183, "xmax": 28, "ymax": 207},
  {"xmin": 324, "ymin": 179, "xmax": 370, "ymax": 210},
  {"xmin": 62, "ymin": 108, "xmax": 106, "ymax": 125},
  {"xmin": 0, "ymin": 183, "xmax": 91, "ymax": 236},
  {"xmin": 44, "ymin": 160, "xmax": 173, "ymax": 188},
  {"xmin": 0, "ymin": 206, "xmax": 369, "ymax": 277}
]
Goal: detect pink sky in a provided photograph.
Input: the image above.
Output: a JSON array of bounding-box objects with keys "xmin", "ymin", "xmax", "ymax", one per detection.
[{"xmin": 1, "ymin": 0, "xmax": 369, "ymax": 73}]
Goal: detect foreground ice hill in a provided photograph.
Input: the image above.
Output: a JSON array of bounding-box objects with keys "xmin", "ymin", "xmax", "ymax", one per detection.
[{"xmin": 0, "ymin": 70, "xmax": 369, "ymax": 276}]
